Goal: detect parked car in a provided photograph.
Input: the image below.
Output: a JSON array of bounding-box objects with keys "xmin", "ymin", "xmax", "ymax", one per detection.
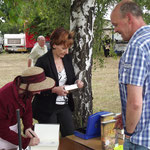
[
  {"xmin": 114, "ymin": 33, "xmax": 128, "ymax": 55},
  {"xmin": 114, "ymin": 40, "xmax": 128, "ymax": 55}
]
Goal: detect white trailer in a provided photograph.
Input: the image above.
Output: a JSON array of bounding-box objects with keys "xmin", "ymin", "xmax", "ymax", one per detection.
[{"xmin": 4, "ymin": 33, "xmax": 27, "ymax": 52}]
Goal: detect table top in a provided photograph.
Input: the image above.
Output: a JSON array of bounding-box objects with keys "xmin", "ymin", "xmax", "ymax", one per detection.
[
  {"xmin": 8, "ymin": 135, "xmax": 123, "ymax": 150},
  {"xmin": 66, "ymin": 135, "xmax": 101, "ymax": 150}
]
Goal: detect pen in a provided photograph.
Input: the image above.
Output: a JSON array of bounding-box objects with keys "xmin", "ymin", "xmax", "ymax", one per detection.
[{"xmin": 29, "ymin": 130, "xmax": 35, "ymax": 137}]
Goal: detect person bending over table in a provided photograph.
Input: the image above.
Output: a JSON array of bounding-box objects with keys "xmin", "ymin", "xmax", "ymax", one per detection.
[{"xmin": 0, "ymin": 66, "xmax": 55, "ymax": 149}]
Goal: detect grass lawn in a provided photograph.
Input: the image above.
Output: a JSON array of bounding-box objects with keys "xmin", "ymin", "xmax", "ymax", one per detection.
[
  {"xmin": 92, "ymin": 57, "xmax": 121, "ymax": 113},
  {"xmin": 0, "ymin": 53, "xmax": 121, "ymax": 113}
]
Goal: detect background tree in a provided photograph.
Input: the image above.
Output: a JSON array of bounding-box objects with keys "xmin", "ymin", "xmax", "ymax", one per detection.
[
  {"xmin": 93, "ymin": 0, "xmax": 150, "ymax": 59},
  {"xmin": 134, "ymin": 0, "xmax": 150, "ymax": 23},
  {"xmin": 23, "ymin": 0, "xmax": 71, "ymax": 39},
  {"xmin": 93, "ymin": 0, "xmax": 114, "ymax": 56},
  {"xmin": 70, "ymin": 0, "xmax": 96, "ymax": 128},
  {"xmin": 0, "ymin": 0, "xmax": 71, "ymax": 37},
  {"xmin": 0, "ymin": 0, "xmax": 24, "ymax": 34}
]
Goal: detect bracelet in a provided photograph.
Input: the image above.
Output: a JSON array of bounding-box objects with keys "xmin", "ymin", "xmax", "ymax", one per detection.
[{"xmin": 124, "ymin": 127, "xmax": 134, "ymax": 136}]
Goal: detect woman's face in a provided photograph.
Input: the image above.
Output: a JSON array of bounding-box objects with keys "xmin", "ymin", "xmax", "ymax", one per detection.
[{"xmin": 53, "ymin": 44, "xmax": 69, "ymax": 58}]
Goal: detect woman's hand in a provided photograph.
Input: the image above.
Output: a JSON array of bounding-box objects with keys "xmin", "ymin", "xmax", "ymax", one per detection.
[
  {"xmin": 29, "ymin": 137, "xmax": 40, "ymax": 146},
  {"xmin": 25, "ymin": 128, "xmax": 38, "ymax": 138},
  {"xmin": 52, "ymin": 86, "xmax": 68, "ymax": 96},
  {"xmin": 25, "ymin": 128, "xmax": 40, "ymax": 146},
  {"xmin": 76, "ymin": 80, "xmax": 84, "ymax": 89}
]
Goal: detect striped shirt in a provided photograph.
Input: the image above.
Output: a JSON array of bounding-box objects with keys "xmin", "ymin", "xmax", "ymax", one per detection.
[{"xmin": 119, "ymin": 25, "xmax": 150, "ymax": 148}]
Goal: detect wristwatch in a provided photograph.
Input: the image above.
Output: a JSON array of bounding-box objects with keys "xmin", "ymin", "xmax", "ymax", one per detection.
[{"xmin": 124, "ymin": 127, "xmax": 134, "ymax": 136}]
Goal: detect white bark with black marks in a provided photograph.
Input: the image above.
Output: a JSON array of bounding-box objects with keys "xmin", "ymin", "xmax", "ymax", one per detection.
[{"xmin": 70, "ymin": 0, "xmax": 96, "ymax": 128}]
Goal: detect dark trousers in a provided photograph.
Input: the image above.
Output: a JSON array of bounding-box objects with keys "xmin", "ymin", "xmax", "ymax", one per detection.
[
  {"xmin": 38, "ymin": 105, "xmax": 75, "ymax": 137},
  {"xmin": 104, "ymin": 49, "xmax": 110, "ymax": 57}
]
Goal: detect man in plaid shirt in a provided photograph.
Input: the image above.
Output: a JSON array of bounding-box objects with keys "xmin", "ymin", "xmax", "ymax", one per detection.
[{"xmin": 111, "ymin": 1, "xmax": 150, "ymax": 150}]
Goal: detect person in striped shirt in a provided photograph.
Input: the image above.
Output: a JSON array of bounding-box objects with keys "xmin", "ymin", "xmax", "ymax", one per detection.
[{"xmin": 111, "ymin": 1, "xmax": 150, "ymax": 150}]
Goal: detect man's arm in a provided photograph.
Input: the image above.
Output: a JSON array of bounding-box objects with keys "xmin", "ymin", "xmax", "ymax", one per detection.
[
  {"xmin": 125, "ymin": 84, "xmax": 143, "ymax": 134},
  {"xmin": 28, "ymin": 58, "xmax": 32, "ymax": 67},
  {"xmin": 28, "ymin": 46, "xmax": 37, "ymax": 67}
]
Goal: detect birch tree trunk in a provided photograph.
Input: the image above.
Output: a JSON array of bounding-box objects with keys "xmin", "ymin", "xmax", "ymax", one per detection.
[{"xmin": 70, "ymin": 0, "xmax": 96, "ymax": 128}]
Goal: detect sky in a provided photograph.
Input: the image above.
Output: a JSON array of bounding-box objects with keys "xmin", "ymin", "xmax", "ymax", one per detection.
[{"xmin": 104, "ymin": 6, "xmax": 114, "ymax": 20}]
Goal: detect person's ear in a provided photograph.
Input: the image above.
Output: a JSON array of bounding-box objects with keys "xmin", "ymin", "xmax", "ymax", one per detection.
[
  {"xmin": 53, "ymin": 44, "xmax": 56, "ymax": 49},
  {"xmin": 126, "ymin": 13, "xmax": 132, "ymax": 24}
]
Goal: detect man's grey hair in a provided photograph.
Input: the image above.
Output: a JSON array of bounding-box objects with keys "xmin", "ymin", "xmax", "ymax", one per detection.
[
  {"xmin": 120, "ymin": 1, "xmax": 143, "ymax": 18},
  {"xmin": 37, "ymin": 35, "xmax": 45, "ymax": 41}
]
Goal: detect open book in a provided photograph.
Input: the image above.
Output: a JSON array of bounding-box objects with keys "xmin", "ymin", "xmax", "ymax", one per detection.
[{"xmin": 30, "ymin": 124, "xmax": 60, "ymax": 150}]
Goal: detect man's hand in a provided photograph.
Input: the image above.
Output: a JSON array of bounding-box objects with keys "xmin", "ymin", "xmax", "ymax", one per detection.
[{"xmin": 114, "ymin": 114, "xmax": 123, "ymax": 129}]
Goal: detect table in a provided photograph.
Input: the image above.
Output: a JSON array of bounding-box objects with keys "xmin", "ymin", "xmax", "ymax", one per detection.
[
  {"xmin": 59, "ymin": 135, "xmax": 124, "ymax": 150},
  {"xmin": 8, "ymin": 135, "xmax": 123, "ymax": 150},
  {"xmin": 59, "ymin": 135, "xmax": 101, "ymax": 150},
  {"xmin": 8, "ymin": 136, "xmax": 102, "ymax": 150}
]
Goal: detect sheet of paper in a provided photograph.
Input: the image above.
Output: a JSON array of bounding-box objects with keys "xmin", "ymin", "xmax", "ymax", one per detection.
[
  {"xmin": 30, "ymin": 124, "xmax": 60, "ymax": 150},
  {"xmin": 64, "ymin": 84, "xmax": 78, "ymax": 91}
]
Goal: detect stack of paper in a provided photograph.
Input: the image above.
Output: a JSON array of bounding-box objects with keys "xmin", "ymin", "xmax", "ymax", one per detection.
[{"xmin": 30, "ymin": 124, "xmax": 60, "ymax": 150}]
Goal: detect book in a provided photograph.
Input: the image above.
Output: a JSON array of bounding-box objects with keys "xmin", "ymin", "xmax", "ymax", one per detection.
[
  {"xmin": 115, "ymin": 128, "xmax": 125, "ymax": 140},
  {"xmin": 116, "ymin": 129, "xmax": 124, "ymax": 135},
  {"xmin": 101, "ymin": 119, "xmax": 116, "ymax": 150},
  {"xmin": 117, "ymin": 133, "xmax": 125, "ymax": 140},
  {"xmin": 64, "ymin": 84, "xmax": 78, "ymax": 91},
  {"xmin": 101, "ymin": 112, "xmax": 115, "ymax": 122},
  {"xmin": 30, "ymin": 124, "xmax": 60, "ymax": 150}
]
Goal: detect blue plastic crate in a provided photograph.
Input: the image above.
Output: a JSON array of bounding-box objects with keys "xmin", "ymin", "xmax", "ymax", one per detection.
[{"xmin": 74, "ymin": 111, "xmax": 110, "ymax": 140}]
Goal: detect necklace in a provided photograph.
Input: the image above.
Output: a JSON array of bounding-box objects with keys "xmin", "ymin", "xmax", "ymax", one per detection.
[{"xmin": 55, "ymin": 58, "xmax": 64, "ymax": 72}]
